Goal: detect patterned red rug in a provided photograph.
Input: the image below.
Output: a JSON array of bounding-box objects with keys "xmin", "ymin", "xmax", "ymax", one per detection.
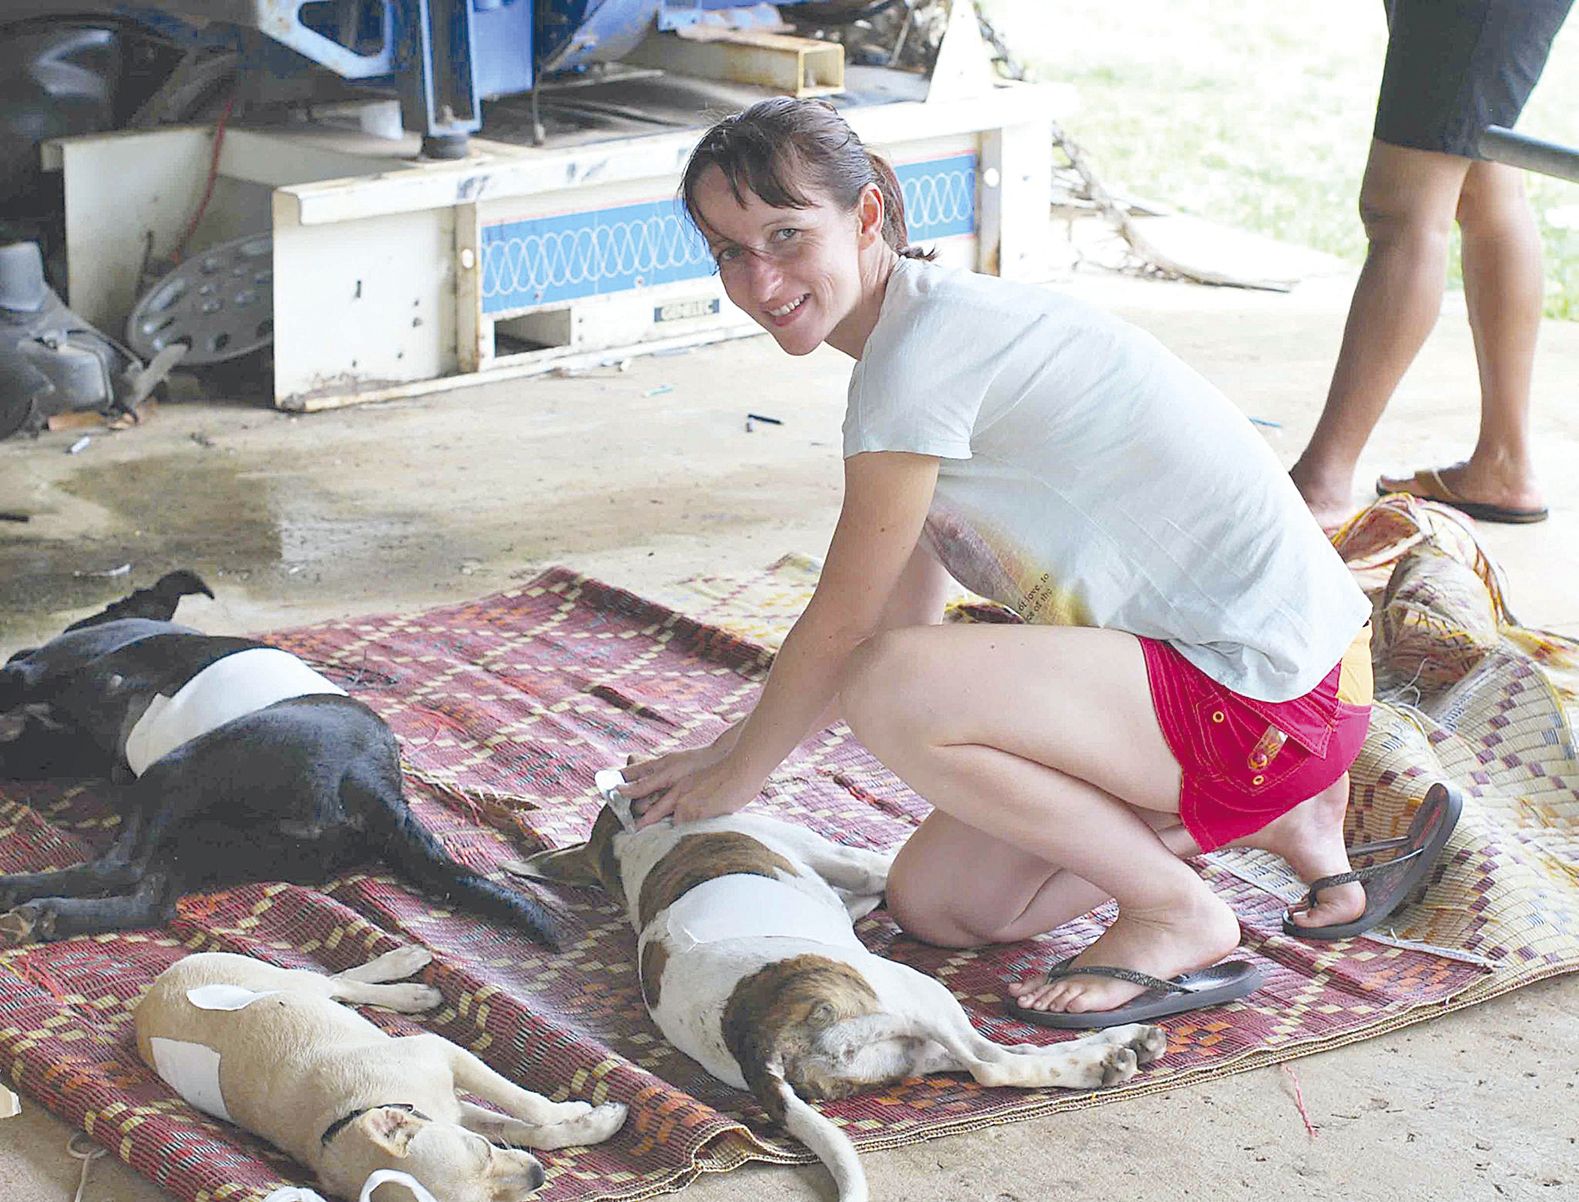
[{"xmin": 0, "ymin": 566, "xmax": 1524, "ymax": 1201}]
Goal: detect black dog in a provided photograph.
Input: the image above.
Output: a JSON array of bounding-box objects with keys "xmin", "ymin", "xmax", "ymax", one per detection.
[{"xmin": 0, "ymin": 572, "xmax": 562, "ymax": 947}]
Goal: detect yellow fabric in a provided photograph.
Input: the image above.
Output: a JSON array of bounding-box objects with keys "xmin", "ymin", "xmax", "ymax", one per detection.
[{"xmin": 1337, "ymin": 622, "xmax": 1375, "ymax": 707}]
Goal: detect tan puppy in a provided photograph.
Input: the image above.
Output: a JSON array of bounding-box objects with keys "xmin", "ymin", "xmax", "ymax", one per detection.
[
  {"xmin": 134, "ymin": 948, "xmax": 627, "ymax": 1202},
  {"xmin": 512, "ymin": 781, "xmax": 1165, "ymax": 1202}
]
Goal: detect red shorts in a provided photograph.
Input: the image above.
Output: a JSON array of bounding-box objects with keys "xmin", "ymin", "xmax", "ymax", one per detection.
[{"xmin": 1140, "ymin": 628, "xmax": 1374, "ymax": 853}]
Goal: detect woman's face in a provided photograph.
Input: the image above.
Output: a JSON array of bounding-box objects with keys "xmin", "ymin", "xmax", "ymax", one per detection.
[{"xmin": 690, "ymin": 165, "xmax": 874, "ymax": 357}]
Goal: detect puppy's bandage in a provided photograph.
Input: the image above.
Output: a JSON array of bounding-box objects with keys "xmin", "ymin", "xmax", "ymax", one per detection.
[
  {"xmin": 663, "ymin": 874, "xmax": 862, "ymax": 952},
  {"xmin": 149, "ymin": 1037, "xmax": 230, "ymax": 1120},
  {"xmin": 148, "ymin": 983, "xmax": 279, "ymax": 1120},
  {"xmin": 187, "ymin": 983, "xmax": 281, "ymax": 1011},
  {"xmin": 125, "ymin": 648, "xmax": 347, "ymax": 775}
]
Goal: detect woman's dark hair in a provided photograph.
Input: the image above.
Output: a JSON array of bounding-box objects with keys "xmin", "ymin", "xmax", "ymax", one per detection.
[{"xmin": 680, "ymin": 97, "xmax": 936, "ymax": 260}]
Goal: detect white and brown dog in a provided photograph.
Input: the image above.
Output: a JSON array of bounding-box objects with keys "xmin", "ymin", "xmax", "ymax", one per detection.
[
  {"xmin": 134, "ymin": 947, "xmax": 628, "ymax": 1202},
  {"xmin": 509, "ymin": 772, "xmax": 1166, "ymax": 1202}
]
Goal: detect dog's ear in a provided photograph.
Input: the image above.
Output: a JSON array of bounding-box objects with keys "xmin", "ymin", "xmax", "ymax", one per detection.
[
  {"xmin": 503, "ymin": 807, "xmax": 626, "ymax": 903},
  {"xmin": 358, "ymin": 1106, "xmax": 422, "ymax": 1157},
  {"xmin": 502, "ymin": 843, "xmax": 599, "ymax": 887}
]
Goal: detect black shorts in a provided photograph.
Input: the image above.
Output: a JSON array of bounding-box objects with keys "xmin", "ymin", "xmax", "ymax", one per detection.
[{"xmin": 1374, "ymin": 0, "xmax": 1573, "ymax": 159}]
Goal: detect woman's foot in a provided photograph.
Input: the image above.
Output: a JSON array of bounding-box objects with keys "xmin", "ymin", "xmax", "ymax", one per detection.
[
  {"xmin": 1006, "ymin": 886, "xmax": 1241, "ymax": 1015},
  {"xmin": 1234, "ymin": 776, "xmax": 1366, "ymax": 930}
]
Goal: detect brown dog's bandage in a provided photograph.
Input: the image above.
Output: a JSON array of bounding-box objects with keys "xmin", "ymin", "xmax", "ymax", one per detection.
[{"xmin": 663, "ymin": 875, "xmax": 861, "ymax": 951}]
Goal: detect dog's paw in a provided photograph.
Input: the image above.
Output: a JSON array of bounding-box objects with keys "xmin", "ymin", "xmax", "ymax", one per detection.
[
  {"xmin": 1096, "ymin": 1045, "xmax": 1140, "ymax": 1088},
  {"xmin": 0, "ymin": 904, "xmax": 46, "ymax": 947},
  {"xmin": 849, "ymin": 865, "xmax": 889, "ymax": 895},
  {"xmin": 551, "ymin": 1101, "xmax": 626, "ymax": 1146},
  {"xmin": 1127, "ymin": 1023, "xmax": 1167, "ymax": 1066},
  {"xmin": 368, "ymin": 945, "xmax": 435, "ymax": 980},
  {"xmin": 1097, "ymin": 1022, "xmax": 1168, "ymax": 1067},
  {"xmin": 376, "ymin": 983, "xmax": 444, "ymax": 1012},
  {"xmin": 579, "ymin": 1102, "xmax": 628, "ymax": 1144}
]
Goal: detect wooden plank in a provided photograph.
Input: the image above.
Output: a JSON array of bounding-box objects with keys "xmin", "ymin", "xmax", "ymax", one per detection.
[
  {"xmin": 45, "ymin": 124, "xmax": 409, "ymax": 188},
  {"xmin": 284, "ymin": 133, "xmax": 698, "ymax": 228},
  {"xmin": 453, "ymin": 201, "xmax": 490, "ymax": 374},
  {"xmin": 623, "ymin": 30, "xmax": 844, "ymax": 98}
]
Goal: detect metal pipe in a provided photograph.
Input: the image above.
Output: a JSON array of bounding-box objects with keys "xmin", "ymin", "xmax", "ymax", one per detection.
[{"xmin": 1480, "ymin": 125, "xmax": 1579, "ymax": 184}]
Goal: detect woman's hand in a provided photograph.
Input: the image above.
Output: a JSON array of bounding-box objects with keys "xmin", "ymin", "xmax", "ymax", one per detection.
[
  {"xmin": 617, "ymin": 453, "xmax": 940, "ymax": 830},
  {"xmin": 620, "ymin": 747, "xmax": 765, "ymax": 829}
]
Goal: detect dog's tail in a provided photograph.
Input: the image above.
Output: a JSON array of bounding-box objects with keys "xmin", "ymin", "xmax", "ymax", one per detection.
[
  {"xmin": 348, "ymin": 771, "xmax": 566, "ymax": 950},
  {"xmin": 65, "ymin": 569, "xmax": 215, "ymax": 632},
  {"xmin": 759, "ymin": 1069, "xmax": 868, "ymax": 1202}
]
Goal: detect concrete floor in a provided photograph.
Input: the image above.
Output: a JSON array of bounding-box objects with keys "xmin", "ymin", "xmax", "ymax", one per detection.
[{"xmin": 2, "ymin": 257, "xmax": 1577, "ymax": 1200}]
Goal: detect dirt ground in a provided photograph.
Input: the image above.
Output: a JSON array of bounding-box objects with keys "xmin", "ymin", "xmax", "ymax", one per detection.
[{"xmin": 2, "ymin": 241, "xmax": 1576, "ymax": 1199}]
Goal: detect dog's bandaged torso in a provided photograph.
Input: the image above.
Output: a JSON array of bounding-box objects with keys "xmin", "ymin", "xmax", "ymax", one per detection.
[
  {"xmin": 661, "ymin": 874, "xmax": 863, "ymax": 952},
  {"xmin": 147, "ymin": 983, "xmax": 282, "ymax": 1121},
  {"xmin": 149, "ymin": 1037, "xmax": 230, "ymax": 1119},
  {"xmin": 124, "ymin": 647, "xmax": 347, "ymax": 775}
]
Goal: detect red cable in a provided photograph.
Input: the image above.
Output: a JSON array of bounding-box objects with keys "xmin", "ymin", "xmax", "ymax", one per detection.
[{"xmin": 170, "ymin": 91, "xmax": 237, "ymax": 266}]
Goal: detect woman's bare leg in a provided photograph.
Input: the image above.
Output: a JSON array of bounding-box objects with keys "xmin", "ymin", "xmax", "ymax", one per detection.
[
  {"xmin": 885, "ymin": 808, "xmax": 1192, "ymax": 949},
  {"xmin": 1290, "ymin": 141, "xmax": 1471, "ymax": 529},
  {"xmin": 886, "ymin": 776, "xmax": 1363, "ymax": 1013},
  {"xmin": 841, "ymin": 624, "xmax": 1360, "ymax": 1016}
]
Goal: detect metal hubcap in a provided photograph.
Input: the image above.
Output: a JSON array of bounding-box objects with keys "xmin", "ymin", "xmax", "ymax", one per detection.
[{"xmin": 126, "ymin": 234, "xmax": 273, "ymax": 365}]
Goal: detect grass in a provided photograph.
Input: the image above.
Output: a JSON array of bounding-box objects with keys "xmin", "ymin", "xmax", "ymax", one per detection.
[{"xmin": 983, "ymin": 0, "xmax": 1579, "ymax": 319}]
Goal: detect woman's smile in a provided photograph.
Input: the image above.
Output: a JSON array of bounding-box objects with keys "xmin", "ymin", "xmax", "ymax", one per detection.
[{"xmin": 766, "ymin": 293, "xmax": 810, "ymax": 324}]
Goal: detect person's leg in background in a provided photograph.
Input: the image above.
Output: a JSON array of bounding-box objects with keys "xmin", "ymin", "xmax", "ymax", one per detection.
[
  {"xmin": 1290, "ymin": 141, "xmax": 1470, "ymax": 530},
  {"xmin": 1292, "ymin": 0, "xmax": 1570, "ymax": 528},
  {"xmin": 1377, "ymin": 158, "xmax": 1546, "ymax": 517}
]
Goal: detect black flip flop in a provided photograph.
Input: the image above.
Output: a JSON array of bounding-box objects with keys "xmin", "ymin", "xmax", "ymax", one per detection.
[
  {"xmin": 1282, "ymin": 782, "xmax": 1464, "ymax": 942},
  {"xmin": 1375, "ymin": 469, "xmax": 1548, "ymax": 524},
  {"xmin": 1007, "ymin": 959, "xmax": 1264, "ymax": 1030}
]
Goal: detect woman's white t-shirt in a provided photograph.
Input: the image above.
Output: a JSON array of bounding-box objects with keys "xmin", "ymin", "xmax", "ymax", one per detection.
[{"xmin": 842, "ymin": 257, "xmax": 1370, "ymax": 704}]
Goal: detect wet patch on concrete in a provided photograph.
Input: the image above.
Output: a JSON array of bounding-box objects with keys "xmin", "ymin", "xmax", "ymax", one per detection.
[
  {"xmin": 2, "ymin": 448, "xmax": 416, "ymax": 632},
  {"xmin": 1, "ymin": 434, "xmax": 834, "ymax": 652}
]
